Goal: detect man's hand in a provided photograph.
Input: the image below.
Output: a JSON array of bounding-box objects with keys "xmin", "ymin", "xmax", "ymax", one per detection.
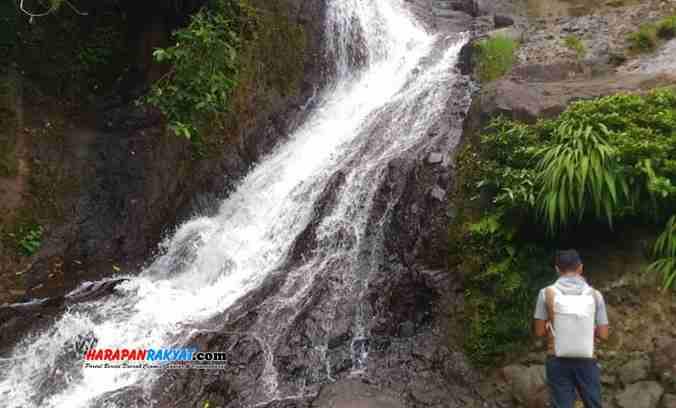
[{"xmin": 595, "ymin": 325, "xmax": 609, "ymax": 341}]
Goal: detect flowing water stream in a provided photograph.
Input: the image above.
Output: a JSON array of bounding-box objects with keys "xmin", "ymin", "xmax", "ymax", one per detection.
[{"xmin": 0, "ymin": 1, "xmax": 469, "ymax": 406}]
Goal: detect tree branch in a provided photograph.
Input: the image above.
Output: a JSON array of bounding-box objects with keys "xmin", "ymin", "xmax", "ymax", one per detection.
[{"xmin": 17, "ymin": 0, "xmax": 88, "ymax": 21}]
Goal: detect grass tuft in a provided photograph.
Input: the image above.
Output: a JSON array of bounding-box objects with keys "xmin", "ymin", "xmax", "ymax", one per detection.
[
  {"xmin": 563, "ymin": 35, "xmax": 587, "ymax": 60},
  {"xmin": 628, "ymin": 15, "xmax": 676, "ymax": 53},
  {"xmin": 473, "ymin": 36, "xmax": 518, "ymax": 82}
]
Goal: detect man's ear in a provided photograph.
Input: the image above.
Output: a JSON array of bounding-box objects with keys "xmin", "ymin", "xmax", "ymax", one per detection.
[
  {"xmin": 576, "ymin": 263, "xmax": 584, "ymax": 274},
  {"xmin": 555, "ymin": 265, "xmax": 561, "ymax": 275}
]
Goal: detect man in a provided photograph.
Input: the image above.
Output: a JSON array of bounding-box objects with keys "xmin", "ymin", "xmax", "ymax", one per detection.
[{"xmin": 533, "ymin": 249, "xmax": 610, "ymax": 408}]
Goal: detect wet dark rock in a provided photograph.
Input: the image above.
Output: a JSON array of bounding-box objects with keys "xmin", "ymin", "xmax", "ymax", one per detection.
[
  {"xmin": 399, "ymin": 321, "xmax": 416, "ymax": 338},
  {"xmin": 10, "ymin": 0, "xmax": 329, "ymax": 305},
  {"xmin": 0, "ymin": 278, "xmax": 127, "ymax": 354},
  {"xmin": 457, "ymin": 42, "xmax": 475, "ymax": 76},
  {"xmin": 493, "ymin": 14, "xmax": 514, "ymax": 28}
]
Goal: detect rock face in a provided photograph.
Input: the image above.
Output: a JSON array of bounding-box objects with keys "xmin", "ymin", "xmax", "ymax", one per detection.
[
  {"xmin": 473, "ymin": 73, "xmax": 676, "ymax": 124},
  {"xmin": 619, "ymin": 357, "xmax": 651, "ymax": 386},
  {"xmin": 616, "ymin": 381, "xmax": 664, "ymax": 408},
  {"xmin": 663, "ymin": 394, "xmax": 676, "ymax": 408},
  {"xmin": 654, "ymin": 336, "xmax": 676, "ymax": 393},
  {"xmin": 0, "ymin": 0, "xmax": 328, "ymax": 352},
  {"xmin": 312, "ymin": 380, "xmax": 405, "ymax": 408},
  {"xmin": 1, "ymin": 0, "xmax": 326, "ymax": 296},
  {"xmin": 502, "ymin": 365, "xmax": 548, "ymax": 408}
]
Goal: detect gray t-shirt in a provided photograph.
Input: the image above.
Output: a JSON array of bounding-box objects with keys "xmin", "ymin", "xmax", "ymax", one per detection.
[{"xmin": 533, "ymin": 276, "xmax": 609, "ymax": 326}]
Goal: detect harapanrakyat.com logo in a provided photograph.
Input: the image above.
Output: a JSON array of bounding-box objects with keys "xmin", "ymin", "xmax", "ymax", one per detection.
[{"xmin": 76, "ymin": 334, "xmax": 228, "ymax": 370}]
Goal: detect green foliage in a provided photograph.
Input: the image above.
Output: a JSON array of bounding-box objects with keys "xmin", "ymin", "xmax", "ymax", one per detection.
[
  {"xmin": 563, "ymin": 35, "xmax": 586, "ymax": 60},
  {"xmin": 537, "ymin": 122, "xmax": 628, "ymax": 232},
  {"xmin": 482, "ymin": 90, "xmax": 676, "ymax": 231},
  {"xmin": 462, "ymin": 211, "xmax": 552, "ymax": 365},
  {"xmin": 473, "ymin": 36, "xmax": 518, "ymax": 82},
  {"xmin": 648, "ymin": 215, "xmax": 676, "ymax": 289},
  {"xmin": 456, "ymin": 88, "xmax": 676, "ymax": 364},
  {"xmin": 628, "ymin": 15, "xmax": 676, "ymax": 53},
  {"xmin": 475, "ymin": 118, "xmax": 540, "ymax": 209},
  {"xmin": 17, "ymin": 225, "xmax": 43, "ymax": 256},
  {"xmin": 629, "ymin": 25, "xmax": 659, "ymax": 52},
  {"xmin": 656, "ymin": 16, "xmax": 676, "ymax": 39},
  {"xmin": 146, "ymin": 0, "xmax": 246, "ymax": 142}
]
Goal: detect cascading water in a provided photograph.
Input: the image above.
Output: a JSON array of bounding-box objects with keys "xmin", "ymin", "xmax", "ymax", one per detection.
[{"xmin": 0, "ymin": 0, "xmax": 470, "ymax": 406}]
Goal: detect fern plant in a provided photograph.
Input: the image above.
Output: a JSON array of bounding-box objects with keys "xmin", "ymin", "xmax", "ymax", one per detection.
[
  {"xmin": 648, "ymin": 215, "xmax": 676, "ymax": 289},
  {"xmin": 536, "ymin": 121, "xmax": 628, "ymax": 232}
]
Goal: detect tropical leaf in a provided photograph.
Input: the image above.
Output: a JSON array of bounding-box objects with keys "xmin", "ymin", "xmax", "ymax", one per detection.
[{"xmin": 535, "ymin": 122, "xmax": 627, "ymax": 232}]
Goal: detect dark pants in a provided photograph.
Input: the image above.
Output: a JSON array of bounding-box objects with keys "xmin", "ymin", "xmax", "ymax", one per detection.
[{"xmin": 546, "ymin": 356, "xmax": 602, "ymax": 408}]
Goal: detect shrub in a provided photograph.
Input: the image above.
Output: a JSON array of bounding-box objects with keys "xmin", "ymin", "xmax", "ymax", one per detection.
[
  {"xmin": 473, "ymin": 36, "xmax": 518, "ymax": 82},
  {"xmin": 537, "ymin": 122, "xmax": 628, "ymax": 232},
  {"xmin": 462, "ymin": 212, "xmax": 552, "ymax": 365},
  {"xmin": 146, "ymin": 0, "xmax": 247, "ymax": 141},
  {"xmin": 17, "ymin": 225, "xmax": 43, "ymax": 256},
  {"xmin": 563, "ymin": 35, "xmax": 586, "ymax": 60},
  {"xmin": 628, "ymin": 15, "xmax": 676, "ymax": 53},
  {"xmin": 628, "ymin": 25, "xmax": 659, "ymax": 52},
  {"xmin": 656, "ymin": 16, "xmax": 676, "ymax": 39}
]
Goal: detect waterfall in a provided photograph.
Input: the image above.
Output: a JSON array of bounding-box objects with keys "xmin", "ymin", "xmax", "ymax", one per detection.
[{"xmin": 0, "ymin": 0, "xmax": 469, "ymax": 406}]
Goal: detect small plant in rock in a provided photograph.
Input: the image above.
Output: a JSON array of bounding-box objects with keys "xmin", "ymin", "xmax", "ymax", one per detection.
[
  {"xmin": 656, "ymin": 16, "xmax": 676, "ymax": 40},
  {"xmin": 17, "ymin": 225, "xmax": 43, "ymax": 256},
  {"xmin": 473, "ymin": 36, "xmax": 518, "ymax": 82},
  {"xmin": 563, "ymin": 35, "xmax": 586, "ymax": 60},
  {"xmin": 628, "ymin": 25, "xmax": 659, "ymax": 52}
]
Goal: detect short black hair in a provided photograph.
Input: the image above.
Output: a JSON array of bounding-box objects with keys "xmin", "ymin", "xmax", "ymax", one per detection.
[{"xmin": 555, "ymin": 249, "xmax": 582, "ymax": 272}]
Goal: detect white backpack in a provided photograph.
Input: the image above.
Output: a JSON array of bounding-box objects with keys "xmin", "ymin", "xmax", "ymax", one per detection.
[{"xmin": 545, "ymin": 285, "xmax": 596, "ymax": 358}]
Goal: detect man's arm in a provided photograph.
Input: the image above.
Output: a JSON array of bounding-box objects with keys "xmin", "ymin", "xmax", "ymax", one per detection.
[
  {"xmin": 534, "ymin": 319, "xmax": 548, "ymax": 337},
  {"xmin": 533, "ymin": 289, "xmax": 549, "ymax": 337},
  {"xmin": 595, "ymin": 325, "xmax": 609, "ymax": 340},
  {"xmin": 594, "ymin": 290, "xmax": 609, "ymax": 341}
]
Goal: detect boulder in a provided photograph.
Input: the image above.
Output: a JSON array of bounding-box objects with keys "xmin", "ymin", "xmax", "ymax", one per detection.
[
  {"xmin": 312, "ymin": 379, "xmax": 405, "ymax": 408},
  {"xmin": 662, "ymin": 394, "xmax": 676, "ymax": 408},
  {"xmin": 493, "ymin": 14, "xmax": 514, "ymax": 28},
  {"xmin": 475, "ymin": 73, "xmax": 676, "ymax": 125},
  {"xmin": 618, "ymin": 357, "xmax": 651, "ymax": 385},
  {"xmin": 616, "ymin": 381, "xmax": 664, "ymax": 408},
  {"xmin": 502, "ymin": 364, "xmax": 548, "ymax": 408},
  {"xmin": 487, "ymin": 27, "xmax": 523, "ymax": 43}
]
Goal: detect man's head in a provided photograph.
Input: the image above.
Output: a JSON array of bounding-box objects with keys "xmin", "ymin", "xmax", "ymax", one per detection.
[{"xmin": 555, "ymin": 249, "xmax": 583, "ymax": 275}]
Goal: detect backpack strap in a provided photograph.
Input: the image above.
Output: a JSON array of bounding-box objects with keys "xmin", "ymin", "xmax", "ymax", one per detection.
[{"xmin": 545, "ymin": 286, "xmax": 556, "ymax": 337}]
